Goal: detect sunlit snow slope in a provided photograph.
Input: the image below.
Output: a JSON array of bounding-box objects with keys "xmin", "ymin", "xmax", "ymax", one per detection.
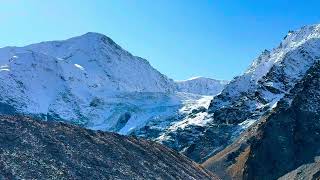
[{"xmin": 0, "ymin": 32, "xmax": 224, "ymax": 136}]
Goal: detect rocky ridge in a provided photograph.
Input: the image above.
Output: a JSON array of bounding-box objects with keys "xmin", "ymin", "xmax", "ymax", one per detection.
[
  {"xmin": 157, "ymin": 24, "xmax": 320, "ymax": 163},
  {"xmin": 202, "ymin": 61, "xmax": 320, "ymax": 180}
]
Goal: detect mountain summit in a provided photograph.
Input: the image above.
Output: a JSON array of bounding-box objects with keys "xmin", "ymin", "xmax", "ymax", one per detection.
[{"xmin": 0, "ymin": 32, "xmax": 226, "ymax": 139}]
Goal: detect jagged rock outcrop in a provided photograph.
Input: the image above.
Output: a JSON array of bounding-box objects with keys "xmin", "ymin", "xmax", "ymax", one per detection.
[
  {"xmin": 202, "ymin": 62, "xmax": 320, "ymax": 180},
  {"xmin": 0, "ymin": 115, "xmax": 218, "ymax": 180}
]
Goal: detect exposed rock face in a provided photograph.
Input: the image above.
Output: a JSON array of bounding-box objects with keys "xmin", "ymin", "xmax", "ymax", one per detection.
[
  {"xmin": 155, "ymin": 122, "xmax": 236, "ymax": 163},
  {"xmin": 0, "ymin": 115, "xmax": 217, "ymax": 180},
  {"xmin": 279, "ymin": 161, "xmax": 320, "ymax": 180},
  {"xmin": 202, "ymin": 62, "xmax": 320, "ymax": 180}
]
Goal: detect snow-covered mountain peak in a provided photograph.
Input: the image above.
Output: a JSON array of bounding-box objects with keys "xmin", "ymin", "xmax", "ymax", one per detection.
[
  {"xmin": 64, "ymin": 32, "xmax": 124, "ymax": 51},
  {"xmin": 158, "ymin": 23, "xmax": 320, "ymax": 163},
  {"xmin": 81, "ymin": 31, "xmax": 108, "ymax": 38},
  {"xmin": 179, "ymin": 76, "xmax": 205, "ymax": 81},
  {"xmin": 281, "ymin": 23, "xmax": 320, "ymax": 49},
  {"xmin": 223, "ymin": 23, "xmax": 320, "ymax": 98},
  {"xmin": 25, "ymin": 32, "xmax": 126, "ymax": 59},
  {"xmin": 178, "ymin": 76, "xmax": 225, "ymax": 82},
  {"xmin": 0, "ymin": 33, "xmax": 188, "ymax": 127},
  {"xmin": 68, "ymin": 32, "xmax": 107, "ymax": 42},
  {"xmin": 245, "ymin": 24, "xmax": 320, "ymax": 79},
  {"xmin": 211, "ymin": 23, "xmax": 320, "ymax": 115},
  {"xmin": 177, "ymin": 76, "xmax": 228, "ymax": 84},
  {"xmin": 175, "ymin": 77, "xmax": 228, "ymax": 96},
  {"xmin": 0, "ymin": 32, "xmax": 176, "ymax": 93}
]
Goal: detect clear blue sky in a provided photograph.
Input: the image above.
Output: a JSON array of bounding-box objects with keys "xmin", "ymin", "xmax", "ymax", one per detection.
[{"xmin": 1, "ymin": 0, "xmax": 320, "ymax": 80}]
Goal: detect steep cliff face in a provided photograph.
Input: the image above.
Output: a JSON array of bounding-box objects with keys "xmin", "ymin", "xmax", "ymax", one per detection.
[
  {"xmin": 0, "ymin": 115, "xmax": 218, "ymax": 180},
  {"xmin": 203, "ymin": 62, "xmax": 320, "ymax": 180}
]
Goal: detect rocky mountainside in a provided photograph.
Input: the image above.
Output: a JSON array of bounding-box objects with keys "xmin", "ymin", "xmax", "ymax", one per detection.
[
  {"xmin": 155, "ymin": 24, "xmax": 320, "ymax": 163},
  {"xmin": 202, "ymin": 61, "xmax": 320, "ymax": 180},
  {"xmin": 0, "ymin": 115, "xmax": 218, "ymax": 180},
  {"xmin": 175, "ymin": 77, "xmax": 228, "ymax": 96},
  {"xmin": 209, "ymin": 24, "xmax": 320, "ymax": 124}
]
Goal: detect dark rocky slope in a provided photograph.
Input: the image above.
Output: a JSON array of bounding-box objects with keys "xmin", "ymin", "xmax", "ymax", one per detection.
[
  {"xmin": 0, "ymin": 115, "xmax": 218, "ymax": 180},
  {"xmin": 203, "ymin": 62, "xmax": 320, "ymax": 180}
]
